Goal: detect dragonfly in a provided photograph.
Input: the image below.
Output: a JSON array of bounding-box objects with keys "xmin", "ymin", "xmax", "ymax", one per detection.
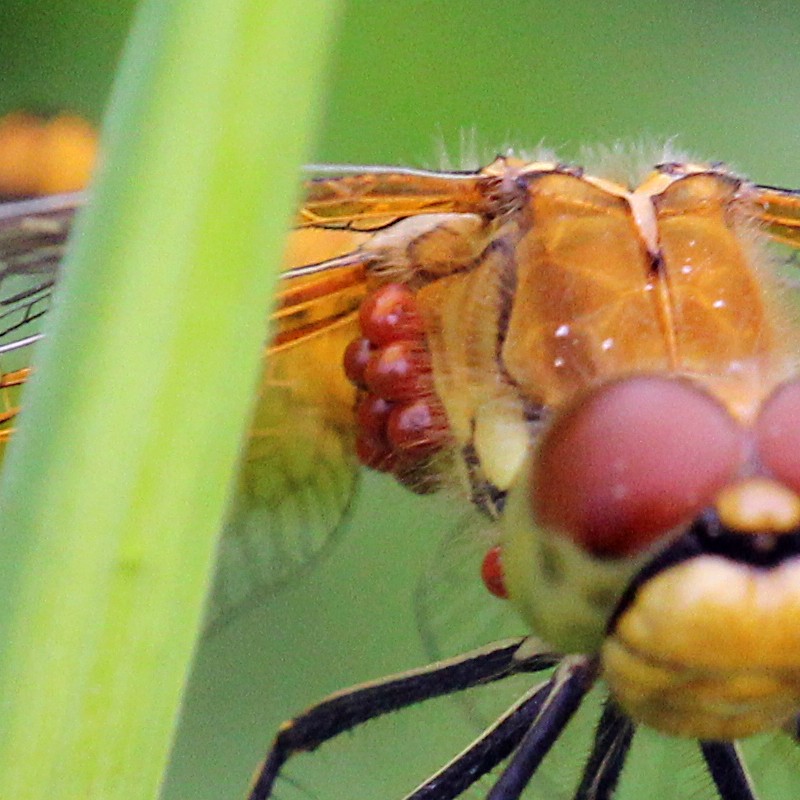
[{"xmin": 4, "ymin": 149, "xmax": 800, "ymax": 800}]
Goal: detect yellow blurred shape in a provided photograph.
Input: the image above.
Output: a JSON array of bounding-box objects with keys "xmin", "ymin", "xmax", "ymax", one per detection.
[{"xmin": 0, "ymin": 111, "xmax": 97, "ymax": 197}]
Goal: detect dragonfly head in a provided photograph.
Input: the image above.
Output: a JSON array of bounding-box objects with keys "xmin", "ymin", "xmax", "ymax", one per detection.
[
  {"xmin": 500, "ymin": 374, "xmax": 800, "ymax": 641},
  {"xmin": 499, "ymin": 372, "xmax": 800, "ymax": 737}
]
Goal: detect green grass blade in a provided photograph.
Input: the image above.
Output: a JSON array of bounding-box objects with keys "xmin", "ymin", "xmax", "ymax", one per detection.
[{"xmin": 0, "ymin": 0, "xmax": 340, "ymax": 798}]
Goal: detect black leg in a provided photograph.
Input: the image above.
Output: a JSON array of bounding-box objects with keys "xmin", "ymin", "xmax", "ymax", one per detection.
[
  {"xmin": 485, "ymin": 656, "xmax": 599, "ymax": 800},
  {"xmin": 247, "ymin": 638, "xmax": 560, "ymax": 800},
  {"xmin": 700, "ymin": 741, "xmax": 758, "ymax": 800},
  {"xmin": 405, "ymin": 678, "xmax": 565, "ymax": 800},
  {"xmin": 573, "ymin": 699, "xmax": 634, "ymax": 800}
]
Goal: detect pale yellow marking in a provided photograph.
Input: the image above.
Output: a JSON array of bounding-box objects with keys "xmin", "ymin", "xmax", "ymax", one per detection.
[
  {"xmin": 626, "ymin": 192, "xmax": 660, "ymax": 259},
  {"xmin": 716, "ymin": 477, "xmax": 800, "ymax": 533}
]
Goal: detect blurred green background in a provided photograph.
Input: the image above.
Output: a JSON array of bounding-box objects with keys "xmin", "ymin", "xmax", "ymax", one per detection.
[{"xmin": 3, "ymin": 1, "xmax": 800, "ymax": 799}]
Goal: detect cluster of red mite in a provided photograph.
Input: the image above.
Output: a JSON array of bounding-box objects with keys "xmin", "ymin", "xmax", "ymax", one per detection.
[
  {"xmin": 343, "ymin": 283, "xmax": 450, "ymax": 485},
  {"xmin": 343, "ymin": 282, "xmax": 509, "ymax": 600}
]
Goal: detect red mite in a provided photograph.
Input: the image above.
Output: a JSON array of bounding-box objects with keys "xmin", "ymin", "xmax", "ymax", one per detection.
[
  {"xmin": 480, "ymin": 545, "xmax": 509, "ymax": 599},
  {"xmin": 346, "ymin": 282, "xmax": 450, "ymax": 490}
]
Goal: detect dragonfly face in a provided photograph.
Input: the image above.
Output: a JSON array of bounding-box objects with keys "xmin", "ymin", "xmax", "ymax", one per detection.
[{"xmin": 4, "ymin": 151, "xmax": 800, "ymax": 798}]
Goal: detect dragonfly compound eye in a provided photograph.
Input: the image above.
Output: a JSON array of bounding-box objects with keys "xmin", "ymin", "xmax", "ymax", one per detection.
[
  {"xmin": 530, "ymin": 375, "xmax": 746, "ymax": 558},
  {"xmin": 756, "ymin": 378, "xmax": 800, "ymax": 495}
]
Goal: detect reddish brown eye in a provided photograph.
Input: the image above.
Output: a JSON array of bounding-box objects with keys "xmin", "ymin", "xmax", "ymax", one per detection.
[
  {"xmin": 756, "ymin": 379, "xmax": 800, "ymax": 493},
  {"xmin": 531, "ymin": 376, "xmax": 745, "ymax": 557}
]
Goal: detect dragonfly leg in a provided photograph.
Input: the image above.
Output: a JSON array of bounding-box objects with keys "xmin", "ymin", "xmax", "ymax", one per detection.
[
  {"xmin": 573, "ymin": 699, "xmax": 635, "ymax": 800},
  {"xmin": 485, "ymin": 656, "xmax": 599, "ymax": 800},
  {"xmin": 404, "ymin": 676, "xmax": 571, "ymax": 800},
  {"xmin": 246, "ymin": 638, "xmax": 560, "ymax": 800},
  {"xmin": 699, "ymin": 741, "xmax": 758, "ymax": 800}
]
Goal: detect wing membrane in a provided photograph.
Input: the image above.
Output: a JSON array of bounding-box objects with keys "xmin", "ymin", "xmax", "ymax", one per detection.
[
  {"xmin": 0, "ymin": 189, "xmax": 370, "ymax": 627},
  {"xmin": 0, "ymin": 165, "xmax": 499, "ymax": 627},
  {"xmin": 0, "ymin": 192, "xmax": 81, "ymax": 442},
  {"xmin": 206, "ymin": 226, "xmax": 370, "ymax": 628},
  {"xmin": 415, "ymin": 513, "xmax": 540, "ymax": 729}
]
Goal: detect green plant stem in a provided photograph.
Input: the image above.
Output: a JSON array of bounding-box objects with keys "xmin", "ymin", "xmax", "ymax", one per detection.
[{"xmin": 0, "ymin": 0, "xmax": 340, "ymax": 798}]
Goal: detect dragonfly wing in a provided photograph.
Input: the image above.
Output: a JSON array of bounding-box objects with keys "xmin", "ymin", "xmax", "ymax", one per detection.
[
  {"xmin": 0, "ymin": 192, "xmax": 80, "ymax": 443},
  {"xmin": 206, "ymin": 332, "xmax": 360, "ymax": 631},
  {"xmin": 752, "ymin": 183, "xmax": 800, "ymax": 248},
  {"xmin": 205, "ymin": 226, "xmax": 370, "ymax": 631},
  {"xmin": 740, "ymin": 732, "xmax": 800, "ymax": 799},
  {"xmin": 300, "ymin": 165, "xmax": 492, "ymax": 230},
  {"xmin": 415, "ymin": 513, "xmax": 608, "ymax": 799},
  {"xmin": 208, "ymin": 165, "xmax": 507, "ymax": 628},
  {"xmin": 0, "ymin": 191, "xmax": 367, "ymax": 632},
  {"xmin": 415, "ymin": 512, "xmax": 549, "ymax": 726},
  {"xmin": 0, "ymin": 168, "xmax": 505, "ymax": 631}
]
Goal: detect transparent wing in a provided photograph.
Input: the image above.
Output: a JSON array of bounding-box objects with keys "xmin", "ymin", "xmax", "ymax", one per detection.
[
  {"xmin": 205, "ymin": 225, "xmax": 370, "ymax": 630},
  {"xmin": 415, "ymin": 514, "xmax": 604, "ymax": 799},
  {"xmin": 0, "ymin": 191, "xmax": 370, "ymax": 630},
  {"xmin": 0, "ymin": 192, "xmax": 80, "ymax": 444},
  {"xmin": 741, "ymin": 732, "xmax": 800, "ymax": 799},
  {"xmin": 0, "ymin": 164, "xmax": 513, "ymax": 633},
  {"xmin": 415, "ymin": 511, "xmax": 535, "ymax": 726}
]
